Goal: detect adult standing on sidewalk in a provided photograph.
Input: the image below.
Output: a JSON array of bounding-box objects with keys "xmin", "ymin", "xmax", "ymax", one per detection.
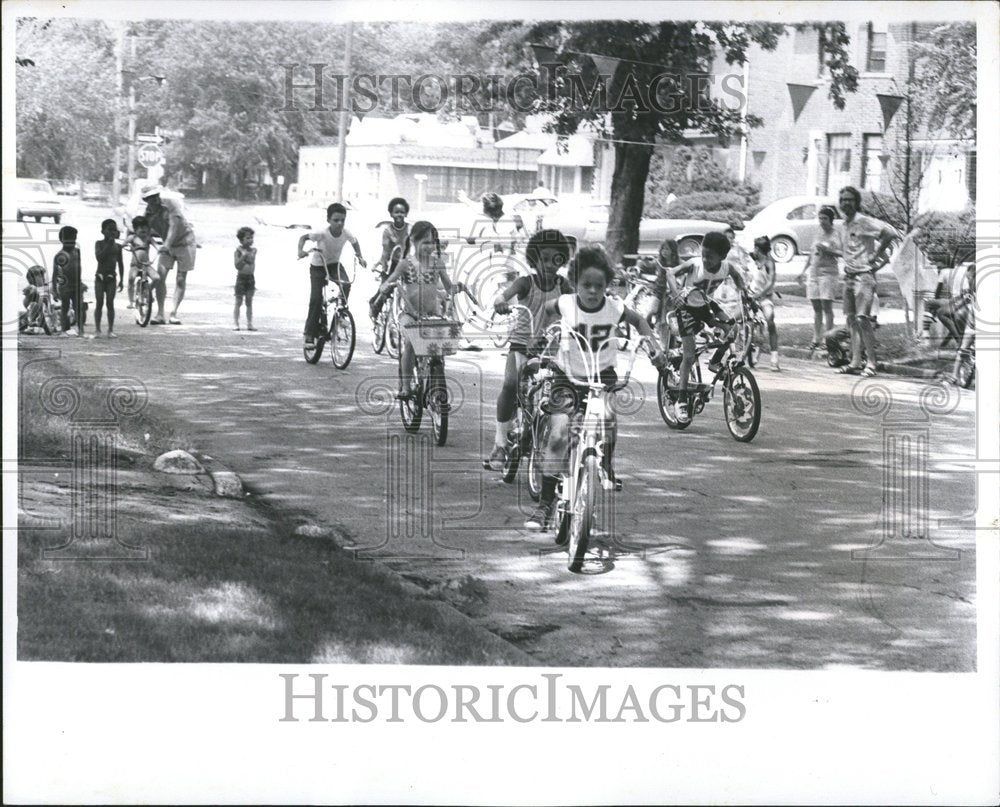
[
  {"xmin": 798, "ymin": 205, "xmax": 842, "ymax": 352},
  {"xmin": 835, "ymin": 186, "xmax": 898, "ymax": 378},
  {"xmin": 141, "ymin": 182, "xmax": 197, "ymax": 325}
]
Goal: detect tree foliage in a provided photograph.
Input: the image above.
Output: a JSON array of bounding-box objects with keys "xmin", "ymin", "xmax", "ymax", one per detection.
[{"xmin": 910, "ymin": 22, "xmax": 976, "ymax": 141}]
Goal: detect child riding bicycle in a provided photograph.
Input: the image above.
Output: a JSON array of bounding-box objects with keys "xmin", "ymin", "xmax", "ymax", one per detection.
[
  {"xmin": 379, "ymin": 220, "xmax": 467, "ymax": 399},
  {"xmin": 297, "ymin": 203, "xmax": 367, "ymax": 349},
  {"xmin": 125, "ymin": 215, "xmax": 153, "ymax": 308},
  {"xmin": 369, "ymin": 197, "xmax": 410, "ymax": 321},
  {"xmin": 525, "ymin": 244, "xmax": 665, "ymax": 532},
  {"xmin": 663, "ymin": 231, "xmax": 754, "ymax": 423},
  {"xmin": 487, "ymin": 228, "xmax": 575, "ymax": 471}
]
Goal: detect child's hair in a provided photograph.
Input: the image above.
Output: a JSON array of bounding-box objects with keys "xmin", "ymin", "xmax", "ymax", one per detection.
[
  {"xmin": 702, "ymin": 230, "xmax": 731, "ymax": 257},
  {"xmin": 387, "ymin": 197, "xmax": 410, "ymax": 214},
  {"xmin": 58, "ymin": 225, "xmax": 78, "ymax": 243},
  {"xmin": 101, "ymin": 218, "xmax": 118, "ymax": 232},
  {"xmin": 327, "ymin": 202, "xmax": 348, "ymax": 218},
  {"xmin": 818, "ymin": 205, "xmax": 838, "ymax": 220},
  {"xmin": 131, "ymin": 215, "xmax": 148, "ymax": 231},
  {"xmin": 569, "ymin": 244, "xmax": 614, "ymax": 285},
  {"xmin": 26, "ymin": 265, "xmax": 47, "ymax": 287},
  {"xmin": 838, "ymin": 185, "xmax": 862, "ymax": 209},
  {"xmin": 657, "ymin": 238, "xmax": 680, "ymax": 267},
  {"xmin": 753, "ymin": 235, "xmax": 772, "ymax": 254},
  {"xmin": 525, "ymin": 229, "xmax": 571, "ymax": 271},
  {"xmin": 481, "ymin": 192, "xmax": 503, "ymax": 212},
  {"xmin": 236, "ymin": 226, "xmax": 255, "ymax": 241},
  {"xmin": 404, "ymin": 220, "xmax": 441, "ymax": 257}
]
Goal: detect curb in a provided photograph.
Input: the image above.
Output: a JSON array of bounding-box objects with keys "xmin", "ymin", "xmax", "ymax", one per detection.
[{"xmin": 780, "ymin": 346, "xmax": 941, "ymax": 379}]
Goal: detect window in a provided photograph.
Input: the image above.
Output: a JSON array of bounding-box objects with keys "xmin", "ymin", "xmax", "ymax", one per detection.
[
  {"xmin": 787, "ymin": 204, "xmax": 817, "ymax": 221},
  {"xmin": 866, "ymin": 24, "xmax": 887, "ymax": 72},
  {"xmin": 862, "ymin": 134, "xmax": 884, "ymax": 191},
  {"xmin": 826, "ymin": 134, "xmax": 852, "ymax": 194}
]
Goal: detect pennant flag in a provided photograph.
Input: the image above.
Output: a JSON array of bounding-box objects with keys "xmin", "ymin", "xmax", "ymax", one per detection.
[
  {"xmin": 876, "ymin": 93, "xmax": 906, "ymax": 130},
  {"xmin": 752, "ymin": 150, "xmax": 766, "ymax": 169},
  {"xmin": 787, "ymin": 83, "xmax": 817, "ymax": 122},
  {"xmin": 888, "ymin": 229, "xmax": 939, "ymax": 303},
  {"xmin": 530, "ymin": 43, "xmax": 559, "ymax": 68},
  {"xmin": 590, "ymin": 53, "xmax": 620, "ymax": 81}
]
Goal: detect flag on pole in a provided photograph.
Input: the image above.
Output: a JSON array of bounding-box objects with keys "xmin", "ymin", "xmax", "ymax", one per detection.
[
  {"xmin": 530, "ymin": 44, "xmax": 559, "ymax": 68},
  {"xmin": 876, "ymin": 94, "xmax": 906, "ymax": 131},
  {"xmin": 887, "ymin": 228, "xmax": 938, "ymax": 307},
  {"xmin": 590, "ymin": 53, "xmax": 620, "ymax": 81}
]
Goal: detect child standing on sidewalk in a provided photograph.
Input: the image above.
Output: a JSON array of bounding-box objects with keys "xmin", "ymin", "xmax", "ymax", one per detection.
[
  {"xmin": 234, "ymin": 226, "xmax": 257, "ymax": 330},
  {"xmin": 52, "ymin": 225, "xmax": 84, "ymax": 337},
  {"xmin": 94, "ymin": 219, "xmax": 124, "ymax": 338}
]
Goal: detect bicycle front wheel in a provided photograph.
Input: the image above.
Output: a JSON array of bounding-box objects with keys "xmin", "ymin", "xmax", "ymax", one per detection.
[
  {"xmin": 372, "ymin": 308, "xmax": 387, "ymax": 354},
  {"xmin": 723, "ymin": 366, "xmax": 761, "ymax": 442},
  {"xmin": 526, "ymin": 416, "xmax": 548, "ymax": 502},
  {"xmin": 567, "ymin": 454, "xmax": 599, "ymax": 572},
  {"xmin": 386, "ymin": 304, "xmax": 402, "ymax": 360},
  {"xmin": 135, "ymin": 280, "xmax": 153, "ymax": 327},
  {"xmin": 428, "ymin": 360, "xmax": 449, "ymax": 446},
  {"xmin": 330, "ymin": 308, "xmax": 356, "ymax": 369},
  {"xmin": 399, "ymin": 361, "xmax": 423, "ymax": 432}
]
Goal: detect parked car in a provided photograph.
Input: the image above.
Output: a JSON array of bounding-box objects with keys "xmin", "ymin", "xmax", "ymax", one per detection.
[
  {"xmin": 52, "ymin": 180, "xmax": 80, "ymax": 196},
  {"xmin": 81, "ymin": 182, "xmax": 110, "ymax": 202},
  {"xmin": 16, "ymin": 178, "xmax": 65, "ymax": 223},
  {"xmin": 544, "ymin": 201, "xmax": 728, "ymax": 258},
  {"xmin": 739, "ymin": 195, "xmax": 841, "ymax": 263}
]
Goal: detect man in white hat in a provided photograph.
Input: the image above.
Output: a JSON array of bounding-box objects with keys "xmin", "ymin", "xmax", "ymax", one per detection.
[{"xmin": 141, "ymin": 181, "xmax": 197, "ymax": 325}]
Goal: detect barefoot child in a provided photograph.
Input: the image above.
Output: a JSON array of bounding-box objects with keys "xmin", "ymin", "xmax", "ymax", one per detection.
[
  {"xmin": 94, "ymin": 219, "xmax": 124, "ymax": 337},
  {"xmin": 234, "ymin": 226, "xmax": 257, "ymax": 330}
]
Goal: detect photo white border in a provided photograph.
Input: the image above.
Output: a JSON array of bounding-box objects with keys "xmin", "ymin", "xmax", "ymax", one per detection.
[{"xmin": 4, "ymin": 1, "xmax": 998, "ymax": 804}]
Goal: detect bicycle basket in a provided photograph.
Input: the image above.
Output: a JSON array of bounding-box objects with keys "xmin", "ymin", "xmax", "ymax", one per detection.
[{"xmin": 404, "ymin": 318, "xmax": 464, "ymax": 356}]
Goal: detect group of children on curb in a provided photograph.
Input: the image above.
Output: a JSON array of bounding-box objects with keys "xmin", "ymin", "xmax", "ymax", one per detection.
[{"xmin": 20, "ymin": 215, "xmax": 261, "ymax": 336}]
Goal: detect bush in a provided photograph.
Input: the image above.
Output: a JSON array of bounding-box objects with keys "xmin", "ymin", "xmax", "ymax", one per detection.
[
  {"xmin": 862, "ymin": 191, "xmax": 975, "ymax": 267},
  {"xmin": 661, "ymin": 197, "xmax": 763, "ymax": 230}
]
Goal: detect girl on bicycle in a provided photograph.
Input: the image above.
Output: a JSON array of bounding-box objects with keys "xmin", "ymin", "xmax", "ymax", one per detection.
[
  {"xmin": 379, "ymin": 220, "xmax": 465, "ymax": 400},
  {"xmin": 664, "ymin": 231, "xmax": 752, "ymax": 424},
  {"xmin": 525, "ymin": 244, "xmax": 665, "ymax": 532},
  {"xmin": 369, "ymin": 197, "xmax": 410, "ymax": 321},
  {"xmin": 487, "ymin": 229, "xmax": 574, "ymax": 471}
]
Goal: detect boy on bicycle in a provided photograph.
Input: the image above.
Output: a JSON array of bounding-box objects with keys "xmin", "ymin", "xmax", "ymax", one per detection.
[
  {"xmin": 525, "ymin": 244, "xmax": 665, "ymax": 532},
  {"xmin": 297, "ymin": 203, "xmax": 367, "ymax": 349},
  {"xmin": 126, "ymin": 215, "xmax": 153, "ymax": 308},
  {"xmin": 663, "ymin": 230, "xmax": 753, "ymax": 423},
  {"xmin": 487, "ymin": 229, "xmax": 574, "ymax": 471},
  {"xmin": 369, "ymin": 197, "xmax": 410, "ymax": 321}
]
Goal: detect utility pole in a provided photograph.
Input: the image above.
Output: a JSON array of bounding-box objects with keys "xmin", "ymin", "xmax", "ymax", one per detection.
[
  {"xmin": 127, "ymin": 35, "xmax": 137, "ymax": 198},
  {"xmin": 111, "ymin": 24, "xmax": 125, "ymax": 204},
  {"xmin": 335, "ymin": 21, "xmax": 354, "ymax": 202}
]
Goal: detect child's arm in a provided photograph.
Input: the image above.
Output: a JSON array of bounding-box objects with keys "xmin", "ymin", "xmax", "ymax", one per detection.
[
  {"xmin": 728, "ymin": 263, "xmax": 749, "ymax": 293},
  {"xmin": 493, "ymin": 276, "xmax": 529, "ymax": 312},
  {"xmin": 349, "ymin": 235, "xmax": 367, "ymax": 268},
  {"xmin": 379, "ymin": 258, "xmax": 407, "ymax": 292},
  {"xmin": 117, "ymin": 245, "xmax": 125, "ymax": 289},
  {"xmin": 296, "ymin": 234, "xmax": 312, "ymax": 259}
]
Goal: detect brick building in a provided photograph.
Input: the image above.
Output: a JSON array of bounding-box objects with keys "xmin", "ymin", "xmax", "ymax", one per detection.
[{"xmin": 730, "ymin": 22, "xmax": 975, "ymax": 212}]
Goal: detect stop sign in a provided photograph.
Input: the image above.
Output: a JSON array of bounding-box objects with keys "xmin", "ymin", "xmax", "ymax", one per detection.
[{"xmin": 137, "ymin": 143, "xmax": 163, "ymax": 168}]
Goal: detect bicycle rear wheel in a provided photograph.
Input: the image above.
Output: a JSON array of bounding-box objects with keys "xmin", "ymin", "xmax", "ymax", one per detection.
[
  {"xmin": 723, "ymin": 366, "xmax": 761, "ymax": 442},
  {"xmin": 656, "ymin": 346, "xmax": 694, "ymax": 430},
  {"xmin": 330, "ymin": 308, "xmax": 356, "ymax": 369},
  {"xmin": 501, "ymin": 409, "xmax": 525, "ymax": 484},
  {"xmin": 957, "ymin": 351, "xmax": 975, "ymax": 389},
  {"xmin": 135, "ymin": 280, "xmax": 153, "ymax": 327},
  {"xmin": 428, "ymin": 359, "xmax": 449, "ymax": 446},
  {"xmin": 386, "ymin": 302, "xmax": 402, "ymax": 360},
  {"xmin": 567, "ymin": 454, "xmax": 599, "ymax": 572},
  {"xmin": 40, "ymin": 301, "xmax": 58, "ymax": 335}
]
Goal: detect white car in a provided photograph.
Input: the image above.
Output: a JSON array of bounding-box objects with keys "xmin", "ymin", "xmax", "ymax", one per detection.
[
  {"xmin": 16, "ymin": 178, "xmax": 65, "ymax": 223},
  {"xmin": 739, "ymin": 195, "xmax": 840, "ymax": 263}
]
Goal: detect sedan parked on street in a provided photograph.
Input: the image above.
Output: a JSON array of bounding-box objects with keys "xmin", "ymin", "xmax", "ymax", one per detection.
[
  {"xmin": 739, "ymin": 195, "xmax": 840, "ymax": 263},
  {"xmin": 16, "ymin": 178, "xmax": 65, "ymax": 223}
]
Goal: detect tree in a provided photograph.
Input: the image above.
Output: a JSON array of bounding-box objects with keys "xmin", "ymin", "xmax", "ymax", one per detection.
[{"xmin": 513, "ymin": 21, "xmax": 858, "ymax": 262}]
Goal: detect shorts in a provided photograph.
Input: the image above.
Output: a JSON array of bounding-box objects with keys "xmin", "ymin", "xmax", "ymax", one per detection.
[
  {"xmin": 677, "ymin": 299, "xmax": 727, "ymax": 337},
  {"xmin": 157, "ymin": 243, "xmax": 197, "ymax": 276},
  {"xmin": 94, "ymin": 274, "xmax": 118, "ymax": 297},
  {"xmin": 546, "ymin": 366, "xmax": 618, "ymax": 414},
  {"xmin": 807, "ymin": 273, "xmax": 838, "ymax": 301},
  {"xmin": 843, "ymin": 272, "xmax": 877, "ymax": 320},
  {"xmin": 235, "ymin": 274, "xmax": 256, "ymax": 298}
]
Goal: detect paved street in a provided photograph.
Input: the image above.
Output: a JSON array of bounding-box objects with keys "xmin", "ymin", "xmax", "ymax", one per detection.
[{"xmin": 15, "ymin": 202, "xmax": 977, "ymax": 669}]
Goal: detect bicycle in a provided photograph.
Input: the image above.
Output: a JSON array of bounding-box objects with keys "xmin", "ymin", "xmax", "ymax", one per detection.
[
  {"xmin": 549, "ymin": 330, "xmax": 654, "ymax": 572},
  {"xmin": 123, "ymin": 235, "xmax": 162, "ymax": 328},
  {"xmin": 303, "ymin": 251, "xmax": 356, "ymax": 369},
  {"xmin": 614, "ymin": 258, "xmax": 661, "ymax": 346},
  {"xmin": 656, "ymin": 291, "xmax": 762, "ymax": 442},
  {"xmin": 398, "ymin": 286, "xmax": 479, "ymax": 447},
  {"xmin": 371, "ymin": 235, "xmax": 404, "ymax": 356}
]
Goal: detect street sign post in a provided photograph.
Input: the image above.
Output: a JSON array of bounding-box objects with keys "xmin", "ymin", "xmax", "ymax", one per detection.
[
  {"xmin": 137, "ymin": 143, "xmax": 163, "ymax": 169},
  {"xmin": 136, "ymin": 132, "xmax": 163, "ymax": 144}
]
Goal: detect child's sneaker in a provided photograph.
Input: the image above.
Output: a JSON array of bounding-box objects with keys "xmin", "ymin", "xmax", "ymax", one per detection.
[
  {"xmin": 524, "ymin": 500, "xmax": 555, "ymax": 531},
  {"xmin": 107, "ymin": 332, "xmax": 118, "ymax": 338},
  {"xmin": 770, "ymin": 353, "xmax": 781, "ymax": 372},
  {"xmin": 487, "ymin": 445, "xmax": 507, "ymax": 471},
  {"xmin": 675, "ymin": 400, "xmax": 690, "ymax": 422}
]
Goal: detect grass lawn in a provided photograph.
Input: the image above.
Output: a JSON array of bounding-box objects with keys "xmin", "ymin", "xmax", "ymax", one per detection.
[{"xmin": 17, "ymin": 360, "xmax": 530, "ymax": 665}]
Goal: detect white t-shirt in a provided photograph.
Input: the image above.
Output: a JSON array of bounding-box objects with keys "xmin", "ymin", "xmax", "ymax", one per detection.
[
  {"xmin": 556, "ymin": 293, "xmax": 625, "ymax": 380},
  {"xmin": 309, "ymin": 227, "xmax": 356, "ymax": 268}
]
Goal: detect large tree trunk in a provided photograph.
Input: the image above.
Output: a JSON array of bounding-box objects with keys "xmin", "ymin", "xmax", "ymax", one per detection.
[{"xmin": 605, "ymin": 141, "xmax": 653, "ymax": 265}]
